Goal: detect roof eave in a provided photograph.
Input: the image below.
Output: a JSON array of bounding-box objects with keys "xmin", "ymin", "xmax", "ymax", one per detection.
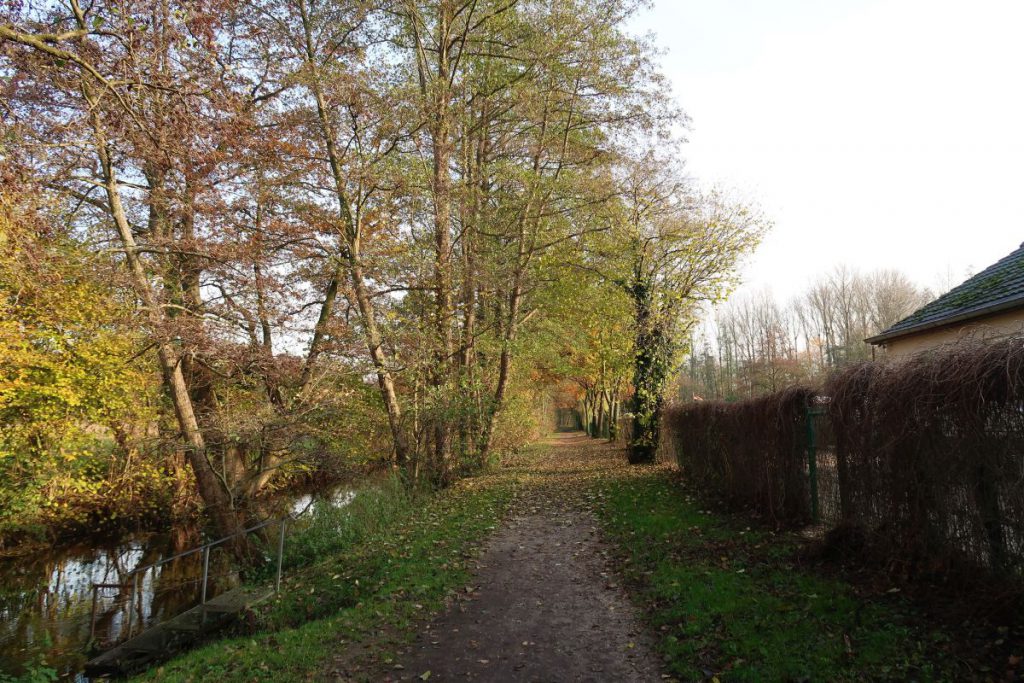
[{"xmin": 865, "ymin": 297, "xmax": 1024, "ymax": 345}]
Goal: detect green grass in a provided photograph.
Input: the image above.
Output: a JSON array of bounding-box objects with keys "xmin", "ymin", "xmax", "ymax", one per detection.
[
  {"xmin": 139, "ymin": 441, "xmax": 969, "ymax": 682},
  {"xmin": 141, "ymin": 474, "xmax": 514, "ymax": 682},
  {"xmin": 594, "ymin": 469, "xmax": 954, "ymax": 682},
  {"xmin": 272, "ymin": 475, "xmax": 415, "ymax": 575}
]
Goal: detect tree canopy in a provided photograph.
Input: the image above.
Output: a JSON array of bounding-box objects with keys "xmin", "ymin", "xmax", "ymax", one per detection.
[{"xmin": 0, "ymin": 0, "xmax": 763, "ymax": 541}]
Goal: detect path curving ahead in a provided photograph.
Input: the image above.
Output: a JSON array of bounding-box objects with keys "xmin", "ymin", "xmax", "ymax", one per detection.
[{"xmin": 390, "ymin": 434, "xmax": 664, "ymax": 682}]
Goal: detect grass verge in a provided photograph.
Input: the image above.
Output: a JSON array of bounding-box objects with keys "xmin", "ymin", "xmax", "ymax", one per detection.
[
  {"xmin": 140, "ymin": 474, "xmax": 514, "ymax": 682},
  {"xmin": 593, "ymin": 466, "xmax": 958, "ymax": 682}
]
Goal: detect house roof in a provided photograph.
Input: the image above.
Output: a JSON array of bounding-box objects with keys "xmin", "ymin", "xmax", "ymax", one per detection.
[{"xmin": 866, "ymin": 241, "xmax": 1024, "ymax": 345}]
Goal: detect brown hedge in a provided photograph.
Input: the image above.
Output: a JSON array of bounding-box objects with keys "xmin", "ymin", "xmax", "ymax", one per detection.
[
  {"xmin": 665, "ymin": 335, "xmax": 1024, "ymax": 575},
  {"xmin": 825, "ymin": 336, "xmax": 1024, "ymax": 573},
  {"xmin": 664, "ymin": 386, "xmax": 814, "ymax": 524}
]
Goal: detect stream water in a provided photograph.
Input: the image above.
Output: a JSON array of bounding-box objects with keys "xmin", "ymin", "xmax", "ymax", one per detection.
[{"xmin": 0, "ymin": 489, "xmax": 354, "ymax": 680}]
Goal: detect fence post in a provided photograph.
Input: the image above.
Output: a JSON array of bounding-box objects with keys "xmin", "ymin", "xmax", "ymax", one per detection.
[{"xmin": 805, "ymin": 403, "xmax": 820, "ymax": 523}]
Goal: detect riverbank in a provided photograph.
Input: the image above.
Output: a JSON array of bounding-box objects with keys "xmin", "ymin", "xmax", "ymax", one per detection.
[
  {"xmin": 0, "ymin": 463, "xmax": 370, "ymax": 558},
  {"xmin": 130, "ymin": 435, "xmax": 1014, "ymax": 682},
  {"xmin": 139, "ymin": 468, "xmax": 517, "ymax": 681},
  {"xmin": 0, "ymin": 475, "xmax": 362, "ymax": 679}
]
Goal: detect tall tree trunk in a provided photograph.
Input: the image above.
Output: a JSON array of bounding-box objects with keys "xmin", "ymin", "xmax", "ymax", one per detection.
[
  {"xmin": 629, "ymin": 277, "xmax": 669, "ymax": 464},
  {"xmin": 477, "ymin": 262, "xmax": 524, "ymax": 459},
  {"xmin": 86, "ymin": 101, "xmax": 243, "ymax": 541},
  {"xmin": 429, "ymin": 3, "xmax": 455, "ymax": 479},
  {"xmin": 297, "ymin": 0, "xmax": 408, "ymax": 467},
  {"xmin": 349, "ymin": 254, "xmax": 410, "ymax": 467},
  {"xmin": 457, "ymin": 114, "xmax": 483, "ymax": 463}
]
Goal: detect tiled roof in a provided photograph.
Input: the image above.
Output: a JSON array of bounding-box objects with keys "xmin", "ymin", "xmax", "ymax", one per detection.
[{"xmin": 866, "ymin": 241, "xmax": 1024, "ymax": 344}]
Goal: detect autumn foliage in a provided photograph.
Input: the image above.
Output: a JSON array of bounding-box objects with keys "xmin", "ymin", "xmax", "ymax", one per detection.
[{"xmin": 0, "ymin": 0, "xmax": 760, "ymax": 545}]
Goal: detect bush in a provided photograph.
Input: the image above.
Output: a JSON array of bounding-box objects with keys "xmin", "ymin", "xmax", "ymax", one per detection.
[{"xmin": 825, "ymin": 337, "xmax": 1024, "ymax": 573}]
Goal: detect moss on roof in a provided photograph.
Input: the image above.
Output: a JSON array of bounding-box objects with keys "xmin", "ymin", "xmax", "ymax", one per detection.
[{"xmin": 872, "ymin": 242, "xmax": 1024, "ymax": 341}]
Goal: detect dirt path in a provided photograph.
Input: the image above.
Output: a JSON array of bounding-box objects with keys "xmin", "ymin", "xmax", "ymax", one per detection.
[{"xmin": 388, "ymin": 435, "xmax": 664, "ymax": 682}]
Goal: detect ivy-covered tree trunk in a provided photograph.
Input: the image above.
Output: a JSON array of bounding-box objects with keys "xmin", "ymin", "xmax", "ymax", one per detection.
[{"xmin": 628, "ymin": 277, "xmax": 673, "ymax": 464}]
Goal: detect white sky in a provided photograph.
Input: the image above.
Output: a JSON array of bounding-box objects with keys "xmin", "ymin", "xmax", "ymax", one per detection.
[{"xmin": 633, "ymin": 0, "xmax": 1024, "ymax": 303}]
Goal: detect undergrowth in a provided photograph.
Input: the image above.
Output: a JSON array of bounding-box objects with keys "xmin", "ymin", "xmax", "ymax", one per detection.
[{"xmin": 275, "ymin": 475, "xmax": 416, "ymax": 573}]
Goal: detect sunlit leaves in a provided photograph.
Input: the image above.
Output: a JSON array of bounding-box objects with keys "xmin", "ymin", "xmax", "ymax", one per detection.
[{"xmin": 0, "ymin": 194, "xmax": 150, "ymax": 463}]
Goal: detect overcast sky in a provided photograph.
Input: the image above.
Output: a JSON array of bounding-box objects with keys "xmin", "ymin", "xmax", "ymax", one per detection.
[{"xmin": 632, "ymin": 0, "xmax": 1024, "ymax": 303}]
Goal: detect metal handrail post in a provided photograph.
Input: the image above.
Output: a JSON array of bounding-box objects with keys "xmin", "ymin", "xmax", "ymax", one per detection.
[
  {"xmin": 126, "ymin": 573, "xmax": 139, "ymax": 638},
  {"xmin": 275, "ymin": 519, "xmax": 286, "ymax": 593},
  {"xmin": 199, "ymin": 545, "xmax": 211, "ymax": 625},
  {"xmin": 200, "ymin": 545, "xmax": 211, "ymax": 604},
  {"xmin": 89, "ymin": 585, "xmax": 99, "ymax": 642}
]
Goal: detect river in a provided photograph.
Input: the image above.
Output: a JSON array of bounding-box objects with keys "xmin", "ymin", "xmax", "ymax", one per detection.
[{"xmin": 0, "ymin": 489, "xmax": 354, "ymax": 680}]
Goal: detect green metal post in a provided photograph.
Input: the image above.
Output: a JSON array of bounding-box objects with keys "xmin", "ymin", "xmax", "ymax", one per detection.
[{"xmin": 806, "ymin": 405, "xmax": 820, "ymax": 523}]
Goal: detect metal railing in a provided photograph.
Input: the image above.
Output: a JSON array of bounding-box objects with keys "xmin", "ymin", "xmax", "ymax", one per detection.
[{"xmin": 89, "ymin": 514, "xmax": 291, "ymax": 643}]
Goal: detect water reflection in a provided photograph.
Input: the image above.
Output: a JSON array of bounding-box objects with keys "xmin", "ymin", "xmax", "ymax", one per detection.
[
  {"xmin": 0, "ymin": 487, "xmax": 353, "ymax": 680},
  {"xmin": 0, "ymin": 527, "xmax": 215, "ymax": 679},
  {"xmin": 290, "ymin": 489, "xmax": 355, "ymax": 518}
]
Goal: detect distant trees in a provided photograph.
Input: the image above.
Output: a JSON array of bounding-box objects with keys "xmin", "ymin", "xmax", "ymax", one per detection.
[
  {"xmin": 798, "ymin": 266, "xmax": 931, "ymax": 367},
  {"xmin": 537, "ymin": 276, "xmax": 634, "ymax": 442},
  {"xmin": 681, "ymin": 266, "xmax": 932, "ymax": 401}
]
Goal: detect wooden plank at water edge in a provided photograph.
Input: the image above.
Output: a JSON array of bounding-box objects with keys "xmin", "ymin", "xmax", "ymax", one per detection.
[
  {"xmin": 203, "ymin": 585, "xmax": 274, "ymax": 613},
  {"xmin": 83, "ymin": 586, "xmax": 274, "ymax": 678}
]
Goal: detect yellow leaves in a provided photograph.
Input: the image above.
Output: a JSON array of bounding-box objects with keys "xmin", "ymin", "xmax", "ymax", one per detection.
[{"xmin": 0, "ymin": 214, "xmax": 156, "ymax": 467}]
